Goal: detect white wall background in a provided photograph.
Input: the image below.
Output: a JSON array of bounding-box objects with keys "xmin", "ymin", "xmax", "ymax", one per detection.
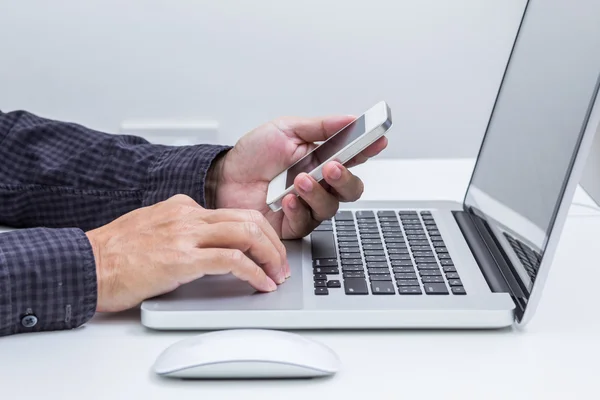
[{"xmin": 0, "ymin": 0, "xmax": 526, "ymax": 158}]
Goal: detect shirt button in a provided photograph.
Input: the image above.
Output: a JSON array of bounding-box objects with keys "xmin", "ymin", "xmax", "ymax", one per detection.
[{"xmin": 21, "ymin": 314, "xmax": 38, "ymax": 328}]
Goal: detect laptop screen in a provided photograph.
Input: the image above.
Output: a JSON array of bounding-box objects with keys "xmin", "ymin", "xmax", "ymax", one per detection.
[{"xmin": 464, "ymin": 0, "xmax": 600, "ymax": 295}]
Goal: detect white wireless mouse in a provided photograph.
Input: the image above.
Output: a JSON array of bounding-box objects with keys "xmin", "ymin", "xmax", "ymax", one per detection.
[{"xmin": 153, "ymin": 329, "xmax": 341, "ymax": 379}]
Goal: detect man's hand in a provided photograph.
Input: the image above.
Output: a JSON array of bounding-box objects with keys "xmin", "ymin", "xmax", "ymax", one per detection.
[
  {"xmin": 212, "ymin": 115, "xmax": 388, "ymax": 240},
  {"xmin": 85, "ymin": 195, "xmax": 287, "ymax": 313}
]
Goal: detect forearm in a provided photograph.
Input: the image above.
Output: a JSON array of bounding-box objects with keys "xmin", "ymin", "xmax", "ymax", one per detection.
[
  {"xmin": 0, "ymin": 110, "xmax": 230, "ymax": 230},
  {"xmin": 0, "ymin": 228, "xmax": 97, "ymax": 336}
]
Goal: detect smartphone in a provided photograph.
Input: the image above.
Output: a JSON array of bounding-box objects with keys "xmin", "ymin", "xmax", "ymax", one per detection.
[{"xmin": 266, "ymin": 100, "xmax": 393, "ymax": 212}]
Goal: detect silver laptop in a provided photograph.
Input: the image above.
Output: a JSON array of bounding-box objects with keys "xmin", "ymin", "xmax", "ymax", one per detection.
[{"xmin": 141, "ymin": 0, "xmax": 600, "ymax": 330}]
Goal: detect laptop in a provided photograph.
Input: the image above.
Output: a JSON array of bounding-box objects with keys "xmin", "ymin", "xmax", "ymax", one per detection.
[{"xmin": 141, "ymin": 0, "xmax": 600, "ymax": 330}]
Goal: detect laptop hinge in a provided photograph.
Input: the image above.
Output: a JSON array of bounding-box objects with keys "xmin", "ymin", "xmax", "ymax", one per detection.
[{"xmin": 453, "ymin": 210, "xmax": 527, "ymax": 303}]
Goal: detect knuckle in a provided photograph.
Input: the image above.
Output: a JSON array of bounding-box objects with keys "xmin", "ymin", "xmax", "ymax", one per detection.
[
  {"xmin": 247, "ymin": 209, "xmax": 266, "ymax": 224},
  {"xmin": 228, "ymin": 249, "xmax": 245, "ymax": 264},
  {"xmin": 244, "ymin": 222, "xmax": 262, "ymax": 240}
]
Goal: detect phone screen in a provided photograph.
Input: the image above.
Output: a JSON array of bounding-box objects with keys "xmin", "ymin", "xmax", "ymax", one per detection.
[{"xmin": 285, "ymin": 115, "xmax": 366, "ymax": 188}]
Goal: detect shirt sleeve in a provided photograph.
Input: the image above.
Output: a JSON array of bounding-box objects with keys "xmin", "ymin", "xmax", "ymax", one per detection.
[
  {"xmin": 0, "ymin": 227, "xmax": 97, "ymax": 337},
  {"xmin": 0, "ymin": 109, "xmax": 231, "ymax": 231}
]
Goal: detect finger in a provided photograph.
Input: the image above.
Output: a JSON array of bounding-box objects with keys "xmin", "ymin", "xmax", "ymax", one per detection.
[
  {"xmin": 345, "ymin": 136, "xmax": 388, "ymax": 168},
  {"xmin": 273, "ymin": 115, "xmax": 356, "ymax": 143},
  {"xmin": 196, "ymin": 209, "xmax": 288, "ymax": 278},
  {"xmin": 281, "ymin": 194, "xmax": 318, "ymax": 240},
  {"xmin": 294, "ymin": 173, "xmax": 339, "ymax": 222},
  {"xmin": 322, "ymin": 161, "xmax": 364, "ymax": 202},
  {"xmin": 194, "ymin": 221, "xmax": 286, "ymax": 284},
  {"xmin": 193, "ymin": 248, "xmax": 278, "ymax": 292}
]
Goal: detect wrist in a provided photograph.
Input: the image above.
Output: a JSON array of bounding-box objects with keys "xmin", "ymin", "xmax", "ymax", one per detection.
[{"xmin": 86, "ymin": 229, "xmax": 113, "ymax": 312}]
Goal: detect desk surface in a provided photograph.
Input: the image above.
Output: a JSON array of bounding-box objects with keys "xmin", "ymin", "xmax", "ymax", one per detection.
[{"xmin": 2, "ymin": 158, "xmax": 600, "ymax": 399}]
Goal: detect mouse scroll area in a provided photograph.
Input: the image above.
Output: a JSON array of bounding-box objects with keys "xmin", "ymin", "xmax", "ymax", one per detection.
[{"xmin": 159, "ymin": 360, "xmax": 334, "ymax": 380}]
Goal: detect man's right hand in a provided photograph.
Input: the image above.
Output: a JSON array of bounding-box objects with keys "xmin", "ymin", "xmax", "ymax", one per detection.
[{"xmin": 85, "ymin": 194, "xmax": 289, "ymax": 313}]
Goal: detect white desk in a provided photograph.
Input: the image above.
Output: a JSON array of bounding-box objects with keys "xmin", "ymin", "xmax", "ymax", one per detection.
[{"xmin": 2, "ymin": 158, "xmax": 600, "ymax": 399}]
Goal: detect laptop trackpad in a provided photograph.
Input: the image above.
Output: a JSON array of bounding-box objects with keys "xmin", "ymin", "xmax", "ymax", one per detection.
[{"xmin": 148, "ymin": 240, "xmax": 304, "ymax": 311}]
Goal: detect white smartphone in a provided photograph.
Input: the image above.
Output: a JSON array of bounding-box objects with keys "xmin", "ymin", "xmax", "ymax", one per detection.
[{"xmin": 266, "ymin": 100, "xmax": 393, "ymax": 212}]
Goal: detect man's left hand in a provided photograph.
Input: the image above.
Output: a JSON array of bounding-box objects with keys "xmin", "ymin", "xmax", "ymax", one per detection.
[{"xmin": 210, "ymin": 115, "xmax": 387, "ymax": 244}]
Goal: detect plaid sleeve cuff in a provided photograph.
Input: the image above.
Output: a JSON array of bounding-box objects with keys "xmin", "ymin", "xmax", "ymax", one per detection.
[
  {"xmin": 143, "ymin": 144, "xmax": 232, "ymax": 208},
  {"xmin": 0, "ymin": 228, "xmax": 97, "ymax": 336}
]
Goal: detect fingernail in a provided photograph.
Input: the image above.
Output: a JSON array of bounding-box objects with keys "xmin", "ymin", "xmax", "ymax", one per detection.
[
  {"xmin": 298, "ymin": 176, "xmax": 313, "ymax": 192},
  {"xmin": 267, "ymin": 277, "xmax": 277, "ymax": 291},
  {"xmin": 288, "ymin": 196, "xmax": 298, "ymax": 210},
  {"xmin": 329, "ymin": 164, "xmax": 342, "ymax": 180},
  {"xmin": 285, "ymin": 261, "xmax": 291, "ymax": 278}
]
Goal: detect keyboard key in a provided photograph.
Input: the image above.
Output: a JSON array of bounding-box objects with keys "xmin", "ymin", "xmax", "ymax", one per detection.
[
  {"xmin": 314, "ymin": 280, "xmax": 327, "ymax": 287},
  {"xmin": 391, "ymin": 260, "xmax": 414, "ymax": 266},
  {"xmin": 335, "ymin": 211, "xmax": 354, "ymax": 221},
  {"xmin": 343, "ymin": 271, "xmax": 365, "ymax": 278},
  {"xmin": 432, "ymin": 241, "xmax": 446, "ymax": 248},
  {"xmin": 314, "ymin": 273, "xmax": 327, "ymax": 281},
  {"xmin": 342, "ymin": 259, "xmax": 363, "ymax": 265},
  {"xmin": 383, "ymin": 232, "xmax": 404, "ymax": 238},
  {"xmin": 417, "ymin": 264, "xmax": 439, "ymax": 270},
  {"xmin": 399, "ymin": 287, "xmax": 422, "ymax": 295},
  {"xmin": 440, "ymin": 260, "xmax": 454, "ymax": 266},
  {"xmin": 366, "ymin": 256, "xmax": 386, "ymax": 262},
  {"xmin": 371, "ymin": 281, "xmax": 396, "ymax": 294},
  {"xmin": 362, "ymin": 239, "xmax": 383, "ymax": 245},
  {"xmin": 340, "ymin": 247, "xmax": 360, "ymax": 253},
  {"xmin": 315, "ymin": 287, "xmax": 329, "ymax": 295},
  {"xmin": 370, "ymin": 274, "xmax": 392, "ymax": 281},
  {"xmin": 399, "ymin": 211, "xmax": 418, "ymax": 216},
  {"xmin": 356, "ymin": 211, "xmax": 375, "ymax": 219},
  {"xmin": 341, "ymin": 253, "xmax": 362, "ymax": 259},
  {"xmin": 445, "ymin": 272, "xmax": 460, "ymax": 279},
  {"xmin": 311, "ymin": 231, "xmax": 337, "ymax": 260},
  {"xmin": 342, "ymin": 265, "xmax": 364, "ymax": 272},
  {"xmin": 427, "ymin": 230, "xmax": 441, "ymax": 236},
  {"xmin": 359, "ymin": 228, "xmax": 380, "ymax": 234},
  {"xmin": 447, "ymin": 279, "xmax": 463, "ymax": 286},
  {"xmin": 367, "ymin": 262, "xmax": 389, "ymax": 269},
  {"xmin": 412, "ymin": 251, "xmax": 434, "ymax": 257},
  {"xmin": 364, "ymin": 250, "xmax": 386, "ymax": 256},
  {"xmin": 380, "ymin": 221, "xmax": 400, "ymax": 227},
  {"xmin": 404, "ymin": 230, "xmax": 425, "ymax": 235},
  {"xmin": 387, "ymin": 248, "xmax": 410, "ymax": 254},
  {"xmin": 360, "ymin": 234, "xmax": 381, "ymax": 240},
  {"xmin": 336, "ymin": 225, "xmax": 357, "ymax": 231},
  {"xmin": 409, "ymin": 240, "xmax": 430, "ymax": 246},
  {"xmin": 389, "ymin": 254, "xmax": 411, "ymax": 260},
  {"xmin": 378, "ymin": 216, "xmax": 399, "ymax": 222},
  {"xmin": 395, "ymin": 272, "xmax": 417, "ymax": 280},
  {"xmin": 368, "ymin": 268, "xmax": 390, "ymax": 275},
  {"xmin": 443, "ymin": 266, "xmax": 457, "ymax": 273},
  {"xmin": 421, "ymin": 276, "xmax": 444, "ymax": 283},
  {"xmin": 451, "ymin": 286, "xmax": 467, "ymax": 295},
  {"xmin": 338, "ymin": 238, "xmax": 359, "ymax": 245},
  {"xmin": 313, "ymin": 258, "xmax": 338, "ymax": 267},
  {"xmin": 423, "ymin": 283, "xmax": 449, "ymax": 295},
  {"xmin": 384, "ymin": 237, "xmax": 405, "ymax": 243},
  {"xmin": 419, "ymin": 270, "xmax": 442, "ymax": 276},
  {"xmin": 397, "ymin": 279, "xmax": 420, "ymax": 287},
  {"xmin": 338, "ymin": 231, "xmax": 358, "ymax": 237},
  {"xmin": 327, "ymin": 280, "xmax": 341, "ymax": 288},
  {"xmin": 314, "ymin": 225, "xmax": 333, "ymax": 231},
  {"xmin": 409, "ymin": 245, "xmax": 430, "ymax": 251},
  {"xmin": 437, "ymin": 253, "xmax": 452, "ymax": 259},
  {"xmin": 392, "ymin": 266, "xmax": 415, "ymax": 273},
  {"xmin": 407, "ymin": 235, "xmax": 427, "ymax": 240},
  {"xmin": 363, "ymin": 244, "xmax": 384, "ymax": 251},
  {"xmin": 377, "ymin": 210, "xmax": 397, "ymax": 217},
  {"xmin": 435, "ymin": 247, "xmax": 448, "ymax": 253},
  {"xmin": 415, "ymin": 257, "xmax": 437, "ymax": 264},
  {"xmin": 344, "ymin": 278, "xmax": 369, "ymax": 294},
  {"xmin": 313, "ymin": 267, "xmax": 340, "ymax": 274},
  {"xmin": 385, "ymin": 242, "xmax": 407, "ymax": 249}
]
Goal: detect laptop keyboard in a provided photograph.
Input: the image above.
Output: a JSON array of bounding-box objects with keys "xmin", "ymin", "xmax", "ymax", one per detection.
[{"xmin": 311, "ymin": 210, "xmax": 466, "ymax": 296}]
